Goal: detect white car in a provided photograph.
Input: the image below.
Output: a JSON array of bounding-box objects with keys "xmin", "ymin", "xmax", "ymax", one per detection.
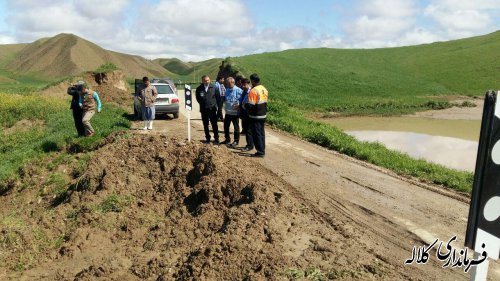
[{"xmin": 134, "ymin": 78, "xmax": 180, "ymax": 119}]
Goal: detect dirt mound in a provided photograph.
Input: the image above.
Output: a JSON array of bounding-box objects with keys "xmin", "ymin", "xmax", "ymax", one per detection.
[
  {"xmin": 88, "ymin": 71, "xmax": 131, "ymax": 107},
  {"xmin": 41, "ymin": 71, "xmax": 132, "ymax": 107},
  {"xmin": 72, "ymin": 135, "xmax": 292, "ymax": 280},
  {"xmin": 1, "ymin": 134, "xmax": 393, "ymax": 280}
]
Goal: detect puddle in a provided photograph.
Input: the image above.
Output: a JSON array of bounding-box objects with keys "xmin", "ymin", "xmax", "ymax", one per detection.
[
  {"xmin": 319, "ymin": 116, "xmax": 481, "ymax": 172},
  {"xmin": 349, "ymin": 131, "xmax": 477, "ymax": 172},
  {"xmin": 324, "ymin": 117, "xmax": 480, "ymax": 141}
]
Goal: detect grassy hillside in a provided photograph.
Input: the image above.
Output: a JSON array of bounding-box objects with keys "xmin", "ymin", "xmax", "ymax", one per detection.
[
  {"xmin": 228, "ymin": 30, "xmax": 500, "ymax": 115},
  {"xmin": 156, "ymin": 57, "xmax": 222, "ymax": 83},
  {"xmin": 155, "ymin": 58, "xmax": 193, "ymax": 75},
  {"xmin": 0, "ymin": 43, "xmax": 49, "ymax": 93},
  {"xmin": 5, "ymin": 33, "xmax": 174, "ymax": 80},
  {"xmin": 0, "ymin": 92, "xmax": 130, "ymax": 192},
  {"xmin": 0, "ymin": 44, "xmax": 27, "ymax": 61}
]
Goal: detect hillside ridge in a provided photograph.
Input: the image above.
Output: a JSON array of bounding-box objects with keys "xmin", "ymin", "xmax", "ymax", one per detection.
[{"xmin": 4, "ymin": 33, "xmax": 172, "ymax": 79}]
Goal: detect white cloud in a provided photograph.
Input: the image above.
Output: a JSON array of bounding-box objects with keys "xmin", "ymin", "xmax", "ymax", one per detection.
[
  {"xmin": 1, "ymin": 0, "xmax": 500, "ymax": 60},
  {"xmin": 398, "ymin": 28, "xmax": 442, "ymax": 46},
  {"xmin": 5, "ymin": 0, "xmax": 132, "ymax": 42},
  {"xmin": 342, "ymin": 0, "xmax": 500, "ymax": 48},
  {"xmin": 0, "ymin": 33, "xmax": 15, "ymax": 44},
  {"xmin": 343, "ymin": 0, "xmax": 418, "ymax": 45},
  {"xmin": 423, "ymin": 0, "xmax": 500, "ymax": 39}
]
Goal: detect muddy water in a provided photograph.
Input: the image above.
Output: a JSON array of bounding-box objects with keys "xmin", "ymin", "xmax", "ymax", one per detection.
[{"xmin": 322, "ymin": 117, "xmax": 481, "ymax": 172}]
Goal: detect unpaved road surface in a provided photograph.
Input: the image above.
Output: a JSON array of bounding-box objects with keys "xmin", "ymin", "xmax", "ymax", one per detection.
[{"xmin": 128, "ymin": 90, "xmax": 500, "ymax": 280}]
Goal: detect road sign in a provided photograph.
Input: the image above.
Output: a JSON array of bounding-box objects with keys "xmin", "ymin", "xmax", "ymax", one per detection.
[
  {"xmin": 185, "ymin": 85, "xmax": 192, "ymax": 142},
  {"xmin": 185, "ymin": 85, "xmax": 192, "ymax": 111},
  {"xmin": 465, "ymin": 90, "xmax": 500, "ymax": 280}
]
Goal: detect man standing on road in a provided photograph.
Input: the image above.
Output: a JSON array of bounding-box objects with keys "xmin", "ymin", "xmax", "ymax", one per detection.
[
  {"xmin": 221, "ymin": 77, "xmax": 243, "ymax": 147},
  {"xmin": 215, "ymin": 75, "xmax": 226, "ymax": 122},
  {"xmin": 78, "ymin": 82, "xmax": 102, "ymax": 137},
  {"xmin": 138, "ymin": 76, "xmax": 158, "ymax": 130},
  {"xmin": 239, "ymin": 78, "xmax": 251, "ymax": 138},
  {"xmin": 242, "ymin": 73, "xmax": 268, "ymax": 157},
  {"xmin": 67, "ymin": 81, "xmax": 86, "ymax": 136},
  {"xmin": 196, "ymin": 75, "xmax": 221, "ymax": 144}
]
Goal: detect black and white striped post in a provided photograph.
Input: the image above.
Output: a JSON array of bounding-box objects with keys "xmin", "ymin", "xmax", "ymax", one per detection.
[
  {"xmin": 185, "ymin": 85, "xmax": 192, "ymax": 142},
  {"xmin": 466, "ymin": 90, "xmax": 500, "ymax": 281}
]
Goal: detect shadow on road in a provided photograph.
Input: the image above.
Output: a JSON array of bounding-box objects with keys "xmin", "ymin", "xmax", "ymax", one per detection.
[{"xmin": 122, "ymin": 112, "xmax": 177, "ymax": 122}]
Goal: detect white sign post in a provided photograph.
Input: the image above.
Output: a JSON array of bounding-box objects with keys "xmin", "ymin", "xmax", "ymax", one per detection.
[{"xmin": 185, "ymin": 85, "xmax": 192, "ymax": 142}]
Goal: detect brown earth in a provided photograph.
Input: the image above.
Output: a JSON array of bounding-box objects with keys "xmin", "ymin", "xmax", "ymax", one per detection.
[
  {"xmin": 1, "ymin": 133, "xmax": 406, "ymax": 280},
  {"xmin": 41, "ymin": 70, "xmax": 133, "ymax": 107}
]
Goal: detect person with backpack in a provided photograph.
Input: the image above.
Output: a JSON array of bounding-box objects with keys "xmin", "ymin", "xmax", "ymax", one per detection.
[
  {"xmin": 78, "ymin": 81, "xmax": 102, "ymax": 137},
  {"xmin": 67, "ymin": 81, "xmax": 86, "ymax": 136}
]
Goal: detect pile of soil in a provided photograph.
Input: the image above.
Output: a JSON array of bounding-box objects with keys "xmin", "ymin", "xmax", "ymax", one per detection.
[
  {"xmin": 1, "ymin": 134, "xmax": 391, "ymax": 280},
  {"xmin": 89, "ymin": 71, "xmax": 131, "ymax": 107},
  {"xmin": 41, "ymin": 71, "xmax": 132, "ymax": 107}
]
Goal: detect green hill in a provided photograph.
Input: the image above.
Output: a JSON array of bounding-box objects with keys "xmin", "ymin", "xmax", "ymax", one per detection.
[
  {"xmin": 155, "ymin": 58, "xmax": 193, "ymax": 75},
  {"xmin": 226, "ymin": 30, "xmax": 500, "ymax": 115},
  {"xmin": 156, "ymin": 58, "xmax": 222, "ymax": 82}
]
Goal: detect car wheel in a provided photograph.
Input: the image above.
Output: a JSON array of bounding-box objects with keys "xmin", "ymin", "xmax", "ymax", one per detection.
[{"xmin": 173, "ymin": 112, "xmax": 179, "ymax": 119}]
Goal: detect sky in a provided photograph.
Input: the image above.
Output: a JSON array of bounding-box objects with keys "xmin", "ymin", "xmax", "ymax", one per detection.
[{"xmin": 0, "ymin": 0, "xmax": 499, "ymax": 61}]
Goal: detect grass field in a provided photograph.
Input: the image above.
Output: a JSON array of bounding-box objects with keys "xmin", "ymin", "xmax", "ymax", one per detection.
[
  {"xmin": 0, "ymin": 92, "xmax": 131, "ymax": 191},
  {"xmin": 218, "ymin": 32, "xmax": 500, "ymax": 193},
  {"xmin": 228, "ymin": 31, "xmax": 500, "ymax": 115},
  {"xmin": 267, "ymin": 101, "xmax": 473, "ymax": 192}
]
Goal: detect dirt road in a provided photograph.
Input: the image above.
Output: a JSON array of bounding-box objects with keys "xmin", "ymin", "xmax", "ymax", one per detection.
[{"xmin": 129, "ymin": 90, "xmax": 500, "ymax": 280}]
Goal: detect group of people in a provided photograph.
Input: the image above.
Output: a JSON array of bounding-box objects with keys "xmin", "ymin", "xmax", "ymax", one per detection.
[
  {"xmin": 67, "ymin": 81, "xmax": 102, "ymax": 137},
  {"xmin": 196, "ymin": 73, "xmax": 268, "ymax": 157},
  {"xmin": 67, "ymin": 73, "xmax": 269, "ymax": 158}
]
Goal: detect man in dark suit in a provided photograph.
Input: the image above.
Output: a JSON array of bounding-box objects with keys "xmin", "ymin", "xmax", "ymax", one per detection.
[{"xmin": 196, "ymin": 75, "xmax": 221, "ymax": 144}]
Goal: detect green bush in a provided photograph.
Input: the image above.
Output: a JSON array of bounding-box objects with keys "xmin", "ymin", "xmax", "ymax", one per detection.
[{"xmin": 95, "ymin": 62, "xmax": 118, "ymax": 73}]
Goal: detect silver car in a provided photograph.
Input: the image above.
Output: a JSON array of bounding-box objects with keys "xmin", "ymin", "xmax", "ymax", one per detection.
[{"xmin": 134, "ymin": 78, "xmax": 180, "ymax": 119}]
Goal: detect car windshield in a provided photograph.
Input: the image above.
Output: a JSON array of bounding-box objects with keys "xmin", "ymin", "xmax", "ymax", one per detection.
[{"xmin": 155, "ymin": 85, "xmax": 174, "ymax": 95}]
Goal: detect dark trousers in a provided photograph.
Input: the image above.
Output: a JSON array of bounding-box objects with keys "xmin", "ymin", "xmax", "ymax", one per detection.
[
  {"xmin": 247, "ymin": 119, "xmax": 265, "ymax": 154},
  {"xmin": 241, "ymin": 115, "xmax": 251, "ymax": 145},
  {"xmin": 241, "ymin": 115, "xmax": 249, "ymax": 134},
  {"xmin": 72, "ymin": 108, "xmax": 85, "ymax": 136},
  {"xmin": 201, "ymin": 108, "xmax": 219, "ymax": 141},
  {"xmin": 217, "ymin": 101, "xmax": 224, "ymax": 121},
  {"xmin": 224, "ymin": 114, "xmax": 240, "ymax": 143}
]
